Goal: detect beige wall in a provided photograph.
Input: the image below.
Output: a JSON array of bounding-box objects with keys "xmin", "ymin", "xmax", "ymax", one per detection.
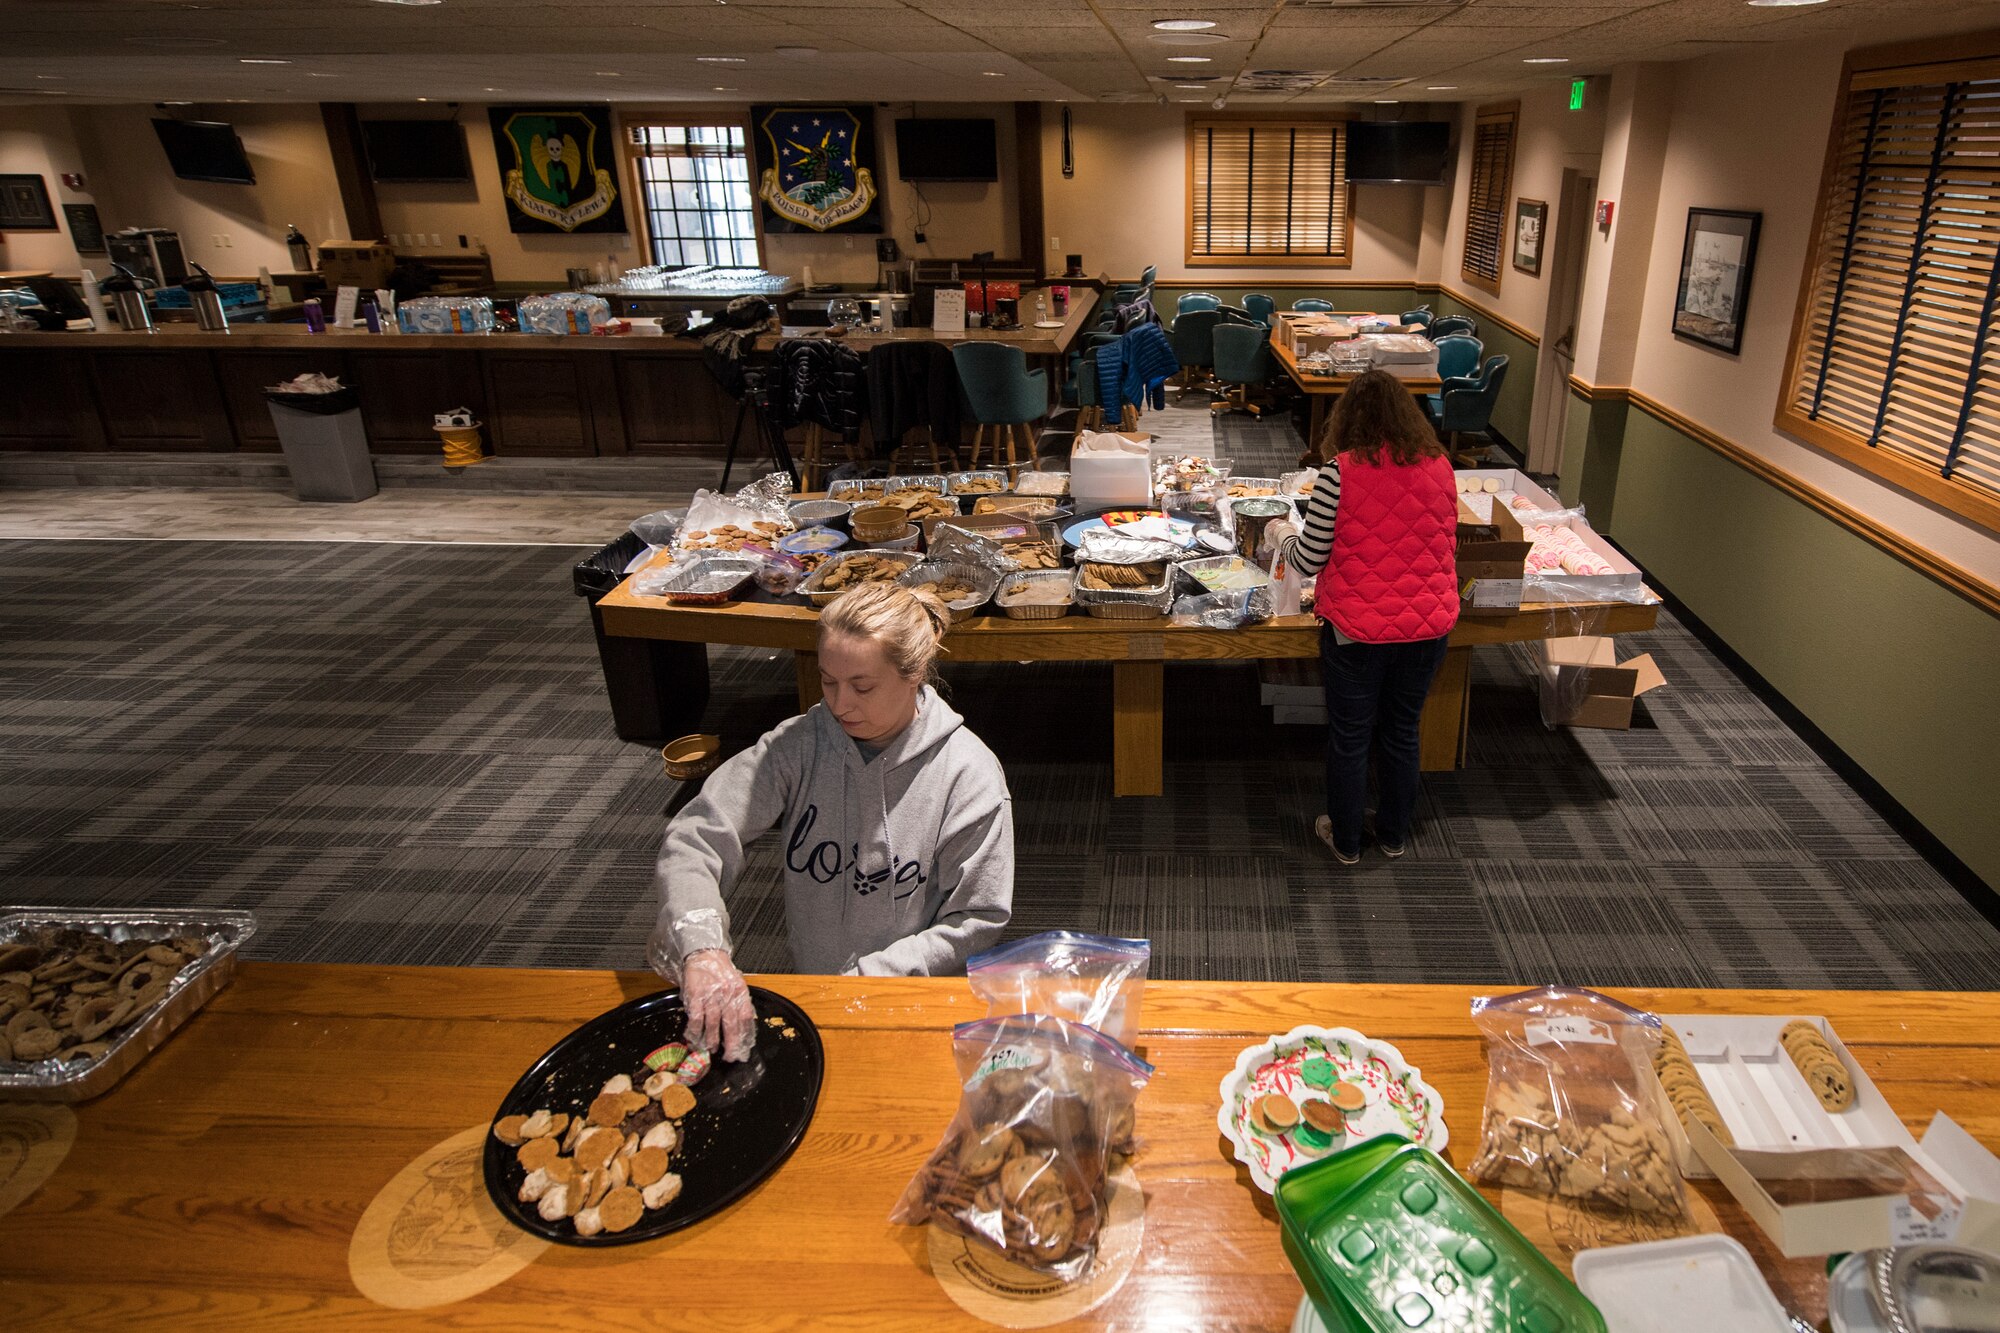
[
  {"xmin": 1039, "ymin": 104, "xmax": 1435, "ymax": 285},
  {"xmin": 0, "ymin": 108, "xmax": 97, "ymax": 275},
  {"xmin": 68, "ymin": 104, "xmax": 344, "ymax": 278},
  {"xmin": 1625, "ymin": 42, "xmax": 2000, "ymax": 583},
  {"xmin": 1435, "ymin": 83, "xmax": 1606, "ymax": 339}
]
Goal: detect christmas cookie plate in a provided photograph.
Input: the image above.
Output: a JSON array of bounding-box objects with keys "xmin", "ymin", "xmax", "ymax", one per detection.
[{"xmin": 1217, "ymin": 1024, "xmax": 1446, "ymax": 1194}]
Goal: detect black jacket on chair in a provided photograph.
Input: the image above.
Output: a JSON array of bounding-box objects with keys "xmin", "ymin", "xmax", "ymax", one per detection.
[
  {"xmin": 865, "ymin": 341, "xmax": 962, "ymax": 458},
  {"xmin": 772, "ymin": 338, "xmax": 867, "ymax": 445}
]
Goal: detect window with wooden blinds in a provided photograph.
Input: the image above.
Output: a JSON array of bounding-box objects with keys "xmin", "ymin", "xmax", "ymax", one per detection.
[
  {"xmin": 1779, "ymin": 48, "xmax": 2000, "ymax": 531},
  {"xmin": 1460, "ymin": 103, "xmax": 1516, "ymax": 292},
  {"xmin": 1186, "ymin": 120, "xmax": 1351, "ymax": 268}
]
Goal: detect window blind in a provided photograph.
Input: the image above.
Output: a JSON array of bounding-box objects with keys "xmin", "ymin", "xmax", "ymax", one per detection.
[
  {"xmin": 1461, "ymin": 104, "xmax": 1516, "ymax": 289},
  {"xmin": 1787, "ymin": 70, "xmax": 2000, "ymax": 507},
  {"xmin": 1188, "ymin": 121, "xmax": 1349, "ymax": 266}
]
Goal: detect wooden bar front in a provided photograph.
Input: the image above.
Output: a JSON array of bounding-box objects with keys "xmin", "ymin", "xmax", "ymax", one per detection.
[{"xmin": 1, "ymin": 964, "xmax": 1992, "ymax": 1329}]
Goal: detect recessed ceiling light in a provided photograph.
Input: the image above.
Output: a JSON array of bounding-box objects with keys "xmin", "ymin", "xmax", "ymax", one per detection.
[
  {"xmin": 1175, "ymin": 98, "xmax": 1204, "ymax": 103},
  {"xmin": 696, "ymin": 56, "xmax": 746, "ymax": 63},
  {"xmin": 373, "ymin": 0, "xmax": 443, "ymax": 5},
  {"xmin": 595, "ymin": 71, "xmax": 621, "ymax": 76},
  {"xmin": 1427, "ymin": 85, "xmax": 1457, "ymax": 91},
  {"xmin": 484, "ymin": 87, "xmax": 502, "ymax": 92},
  {"xmin": 164, "ymin": 100, "xmax": 193, "ymax": 105},
  {"xmin": 1153, "ymin": 18, "xmax": 1216, "ymax": 29},
  {"xmin": 1747, "ymin": 0, "xmax": 1828, "ymax": 5},
  {"xmin": 1174, "ymin": 83, "xmax": 1207, "ymax": 89},
  {"xmin": 417, "ymin": 97, "xmax": 429, "ymax": 102},
  {"xmin": 39, "ymin": 90, "xmax": 72, "ymax": 96},
  {"xmin": 982, "ymin": 71, "xmax": 1004, "ymax": 77},
  {"xmin": 1522, "ymin": 57, "xmax": 1570, "ymax": 64},
  {"xmin": 239, "ymin": 58, "xmax": 292, "ymax": 64},
  {"xmin": 713, "ymin": 86, "xmax": 736, "ymax": 91},
  {"xmin": 1375, "ymin": 99, "xmax": 1398, "ymax": 104},
  {"xmin": 307, "ymin": 72, "xmax": 337, "ymax": 78},
  {"xmin": 1167, "ymin": 56, "xmax": 1212, "ymax": 63}
]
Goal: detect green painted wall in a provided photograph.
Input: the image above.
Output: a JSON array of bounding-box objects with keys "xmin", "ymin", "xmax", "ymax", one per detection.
[
  {"xmin": 1558, "ymin": 386, "xmax": 1628, "ymax": 520},
  {"xmin": 1606, "ymin": 408, "xmax": 2000, "ymax": 890}
]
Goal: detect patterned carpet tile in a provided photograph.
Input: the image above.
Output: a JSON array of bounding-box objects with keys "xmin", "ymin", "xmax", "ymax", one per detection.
[
  {"xmin": 1288, "ymin": 859, "xmax": 1512, "ymax": 985},
  {"xmin": 1471, "ymin": 861, "xmax": 1714, "ymax": 990}
]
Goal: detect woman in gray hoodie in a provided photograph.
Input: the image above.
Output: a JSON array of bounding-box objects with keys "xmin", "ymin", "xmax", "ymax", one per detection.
[{"xmin": 647, "ymin": 581, "xmax": 1015, "ymax": 1062}]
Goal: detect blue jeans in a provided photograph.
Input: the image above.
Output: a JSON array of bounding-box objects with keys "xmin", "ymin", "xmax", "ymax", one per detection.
[{"xmin": 1319, "ymin": 627, "xmax": 1450, "ymax": 856}]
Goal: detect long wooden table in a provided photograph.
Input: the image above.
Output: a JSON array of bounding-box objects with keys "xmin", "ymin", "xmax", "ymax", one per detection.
[
  {"xmin": 597, "ymin": 573, "xmax": 1660, "ymax": 796},
  {"xmin": 4, "ymin": 965, "xmax": 1993, "ymax": 1329},
  {"xmin": 1269, "ymin": 338, "xmax": 1443, "ymax": 458}
]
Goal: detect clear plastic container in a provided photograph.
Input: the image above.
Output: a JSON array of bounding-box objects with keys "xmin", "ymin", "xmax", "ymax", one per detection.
[
  {"xmin": 1275, "ymin": 1136, "xmax": 1606, "ymax": 1333},
  {"xmin": 396, "ymin": 296, "xmax": 495, "ymax": 334},
  {"xmin": 517, "ymin": 292, "xmax": 613, "ymax": 334}
]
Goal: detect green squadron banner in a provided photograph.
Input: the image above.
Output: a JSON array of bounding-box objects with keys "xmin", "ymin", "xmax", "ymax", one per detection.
[
  {"xmin": 487, "ymin": 106, "xmax": 628, "ymax": 235},
  {"xmin": 751, "ymin": 105, "xmax": 882, "ymax": 234}
]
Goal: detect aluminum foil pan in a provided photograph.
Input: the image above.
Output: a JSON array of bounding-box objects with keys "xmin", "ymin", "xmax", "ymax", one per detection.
[{"xmin": 0, "ymin": 909, "xmax": 256, "ymax": 1102}]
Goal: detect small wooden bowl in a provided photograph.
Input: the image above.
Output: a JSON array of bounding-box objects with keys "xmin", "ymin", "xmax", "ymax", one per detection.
[{"xmin": 661, "ymin": 734, "xmax": 722, "ymax": 781}]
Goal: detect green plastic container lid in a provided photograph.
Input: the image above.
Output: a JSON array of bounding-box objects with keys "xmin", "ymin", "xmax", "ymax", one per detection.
[{"xmin": 1274, "ymin": 1135, "xmax": 1607, "ymax": 1333}]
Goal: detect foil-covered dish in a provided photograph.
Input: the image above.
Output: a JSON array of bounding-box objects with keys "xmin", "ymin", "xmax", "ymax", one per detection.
[{"xmin": 0, "ymin": 909, "xmax": 256, "ymax": 1102}]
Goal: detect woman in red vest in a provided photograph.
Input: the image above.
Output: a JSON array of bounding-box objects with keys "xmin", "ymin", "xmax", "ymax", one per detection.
[{"xmin": 1270, "ymin": 369, "xmax": 1460, "ymax": 863}]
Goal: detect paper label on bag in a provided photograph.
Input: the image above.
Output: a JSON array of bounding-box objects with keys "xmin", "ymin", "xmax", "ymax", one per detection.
[
  {"xmin": 1525, "ymin": 1017, "xmax": 1614, "ymax": 1047},
  {"xmin": 1891, "ymin": 1195, "xmax": 1962, "ymax": 1245}
]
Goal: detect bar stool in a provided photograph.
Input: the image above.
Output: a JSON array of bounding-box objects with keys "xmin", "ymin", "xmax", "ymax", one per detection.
[{"xmin": 953, "ymin": 342, "xmax": 1047, "ymax": 473}]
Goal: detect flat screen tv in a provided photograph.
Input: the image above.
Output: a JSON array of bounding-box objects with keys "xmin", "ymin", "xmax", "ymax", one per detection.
[
  {"xmin": 895, "ymin": 118, "xmax": 998, "ymax": 182},
  {"xmin": 361, "ymin": 120, "xmax": 472, "ymax": 183},
  {"xmin": 151, "ymin": 119, "xmax": 256, "ymax": 184},
  {"xmin": 1346, "ymin": 121, "xmax": 1451, "ymax": 185}
]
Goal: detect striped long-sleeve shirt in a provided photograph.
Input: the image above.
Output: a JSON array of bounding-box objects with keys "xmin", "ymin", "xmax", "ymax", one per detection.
[{"xmin": 1275, "ymin": 459, "xmax": 1342, "ymax": 579}]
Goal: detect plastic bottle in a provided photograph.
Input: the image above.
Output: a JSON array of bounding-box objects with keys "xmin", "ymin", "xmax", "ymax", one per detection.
[{"xmin": 285, "ymin": 224, "xmax": 312, "ymax": 271}]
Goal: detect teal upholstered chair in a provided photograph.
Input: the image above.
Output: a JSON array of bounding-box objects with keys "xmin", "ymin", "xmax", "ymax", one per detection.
[
  {"xmin": 1400, "ymin": 307, "xmax": 1434, "ymax": 328},
  {"xmin": 1422, "ymin": 336, "xmax": 1484, "ymax": 421},
  {"xmin": 1243, "ymin": 293, "xmax": 1277, "ymax": 326},
  {"xmin": 1170, "ymin": 309, "xmax": 1223, "ymax": 391},
  {"xmin": 1429, "ymin": 314, "xmax": 1477, "ymax": 338},
  {"xmin": 1210, "ymin": 322, "xmax": 1271, "ymax": 418},
  {"xmin": 1431, "ymin": 354, "xmax": 1509, "ymax": 454},
  {"xmin": 1177, "ymin": 291, "xmax": 1220, "ymax": 314},
  {"xmin": 1215, "ymin": 303, "xmax": 1260, "ymax": 326},
  {"xmin": 1292, "ymin": 298, "xmax": 1334, "ymax": 312},
  {"xmin": 953, "ymin": 342, "xmax": 1047, "ymax": 472}
]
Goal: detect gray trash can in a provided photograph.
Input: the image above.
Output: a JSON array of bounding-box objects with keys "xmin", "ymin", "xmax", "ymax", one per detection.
[{"xmin": 267, "ymin": 402, "xmax": 378, "ymax": 502}]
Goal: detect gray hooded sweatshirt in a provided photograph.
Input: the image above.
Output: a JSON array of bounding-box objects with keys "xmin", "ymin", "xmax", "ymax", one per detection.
[{"xmin": 648, "ymin": 687, "xmax": 1013, "ymax": 976}]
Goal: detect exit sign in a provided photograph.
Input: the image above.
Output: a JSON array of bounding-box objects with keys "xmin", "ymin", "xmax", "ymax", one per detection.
[{"xmin": 1569, "ymin": 78, "xmax": 1587, "ymax": 111}]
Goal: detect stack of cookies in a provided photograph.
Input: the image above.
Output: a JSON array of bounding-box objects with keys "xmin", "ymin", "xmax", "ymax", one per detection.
[
  {"xmin": 1780, "ymin": 1020, "xmax": 1855, "ymax": 1111},
  {"xmin": 492, "ymin": 1041, "xmax": 712, "ymax": 1237},
  {"xmin": 1653, "ymin": 1025, "xmax": 1732, "ymax": 1146}
]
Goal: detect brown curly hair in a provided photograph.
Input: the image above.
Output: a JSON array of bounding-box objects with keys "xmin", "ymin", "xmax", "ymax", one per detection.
[{"xmin": 1316, "ymin": 367, "xmax": 1445, "ymax": 467}]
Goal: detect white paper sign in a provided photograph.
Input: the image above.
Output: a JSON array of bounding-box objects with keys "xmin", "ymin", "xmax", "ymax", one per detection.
[
  {"xmin": 332, "ymin": 285, "xmax": 360, "ymax": 329},
  {"xmin": 1525, "ymin": 1017, "xmax": 1615, "ymax": 1047},
  {"xmin": 932, "ymin": 288, "xmax": 966, "ymax": 334}
]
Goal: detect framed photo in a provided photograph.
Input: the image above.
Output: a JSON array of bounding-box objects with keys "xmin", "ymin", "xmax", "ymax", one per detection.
[
  {"xmin": 1512, "ymin": 198, "xmax": 1546, "ymax": 277},
  {"xmin": 1673, "ymin": 208, "xmax": 1761, "ymax": 354},
  {"xmin": 0, "ymin": 174, "xmax": 58, "ymax": 231},
  {"xmin": 750, "ymin": 105, "xmax": 882, "ymax": 234}
]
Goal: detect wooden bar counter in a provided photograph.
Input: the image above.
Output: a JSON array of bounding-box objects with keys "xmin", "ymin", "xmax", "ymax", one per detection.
[
  {"xmin": 0, "ymin": 302, "xmax": 1092, "ymax": 458},
  {"xmin": 2, "ymin": 964, "xmax": 1993, "ymax": 1329}
]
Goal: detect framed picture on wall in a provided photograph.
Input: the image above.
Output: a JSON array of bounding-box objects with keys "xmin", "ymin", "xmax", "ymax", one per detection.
[
  {"xmin": 486, "ymin": 106, "xmax": 629, "ymax": 235},
  {"xmin": 1673, "ymin": 207, "xmax": 1761, "ymax": 354},
  {"xmin": 1512, "ymin": 198, "xmax": 1546, "ymax": 276},
  {"xmin": 0, "ymin": 174, "xmax": 58, "ymax": 231}
]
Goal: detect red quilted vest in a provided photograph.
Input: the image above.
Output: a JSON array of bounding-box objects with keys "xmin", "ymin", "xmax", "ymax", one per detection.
[{"xmin": 1313, "ymin": 448, "xmax": 1461, "ymax": 643}]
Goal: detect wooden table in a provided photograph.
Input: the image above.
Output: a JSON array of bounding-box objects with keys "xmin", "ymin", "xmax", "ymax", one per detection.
[
  {"xmin": 598, "ymin": 572, "xmax": 1660, "ymax": 795},
  {"xmin": 4, "ymin": 965, "xmax": 1993, "ymax": 1329},
  {"xmin": 1269, "ymin": 339, "xmax": 1443, "ymax": 459}
]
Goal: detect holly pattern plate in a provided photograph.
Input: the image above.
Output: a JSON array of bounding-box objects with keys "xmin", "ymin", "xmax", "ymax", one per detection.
[{"xmin": 1216, "ymin": 1024, "xmax": 1446, "ymax": 1194}]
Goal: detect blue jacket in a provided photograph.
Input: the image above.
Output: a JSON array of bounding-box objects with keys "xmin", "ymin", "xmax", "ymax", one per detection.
[{"xmin": 1098, "ymin": 323, "xmax": 1178, "ymax": 427}]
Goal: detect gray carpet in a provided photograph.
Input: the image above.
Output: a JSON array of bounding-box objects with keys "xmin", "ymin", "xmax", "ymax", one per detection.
[{"xmin": 3, "ymin": 413, "xmax": 1995, "ymax": 988}]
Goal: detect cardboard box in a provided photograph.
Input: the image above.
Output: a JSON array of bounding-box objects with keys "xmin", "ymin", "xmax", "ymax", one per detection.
[
  {"xmin": 318, "ymin": 241, "xmax": 395, "ymax": 290},
  {"xmin": 1639, "ymin": 1013, "xmax": 2000, "ymax": 1258},
  {"xmin": 1518, "ymin": 512, "xmax": 1647, "ymax": 601},
  {"xmin": 1457, "ymin": 494, "xmax": 1532, "ymax": 614},
  {"xmin": 1070, "ymin": 431, "xmax": 1153, "ymax": 510},
  {"xmin": 1273, "ymin": 704, "xmax": 1328, "ymax": 726},
  {"xmin": 1537, "ymin": 635, "xmax": 1666, "ymax": 728},
  {"xmin": 1274, "ymin": 313, "xmax": 1360, "ymax": 356}
]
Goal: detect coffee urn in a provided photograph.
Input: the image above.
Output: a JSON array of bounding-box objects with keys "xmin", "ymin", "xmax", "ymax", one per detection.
[
  {"xmin": 184, "ymin": 263, "xmax": 229, "ymax": 332},
  {"xmin": 102, "ymin": 264, "xmax": 154, "ymax": 333}
]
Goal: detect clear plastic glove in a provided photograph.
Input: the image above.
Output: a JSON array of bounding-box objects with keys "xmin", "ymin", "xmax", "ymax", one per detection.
[{"xmin": 682, "ymin": 947, "xmax": 756, "ymax": 1062}]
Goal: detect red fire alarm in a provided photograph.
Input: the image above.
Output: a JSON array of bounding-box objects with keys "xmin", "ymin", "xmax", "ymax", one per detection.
[
  {"xmin": 1596, "ymin": 200, "xmax": 1615, "ymax": 229},
  {"xmin": 61, "ymin": 172, "xmax": 85, "ymax": 190}
]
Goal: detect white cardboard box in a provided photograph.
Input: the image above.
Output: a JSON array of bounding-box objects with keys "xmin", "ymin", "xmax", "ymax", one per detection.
[
  {"xmin": 1070, "ymin": 431, "xmax": 1154, "ymax": 510},
  {"xmin": 1518, "ymin": 511, "xmax": 1646, "ymax": 601},
  {"xmin": 1655, "ymin": 1013, "xmax": 2000, "ymax": 1257}
]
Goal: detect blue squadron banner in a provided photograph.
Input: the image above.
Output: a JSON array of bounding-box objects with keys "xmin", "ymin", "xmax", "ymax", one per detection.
[
  {"xmin": 487, "ymin": 106, "xmax": 628, "ymax": 235},
  {"xmin": 751, "ymin": 105, "xmax": 882, "ymax": 234}
]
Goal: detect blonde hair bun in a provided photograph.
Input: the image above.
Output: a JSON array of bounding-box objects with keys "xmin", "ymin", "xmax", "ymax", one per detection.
[{"xmin": 820, "ymin": 581, "xmax": 950, "ymax": 683}]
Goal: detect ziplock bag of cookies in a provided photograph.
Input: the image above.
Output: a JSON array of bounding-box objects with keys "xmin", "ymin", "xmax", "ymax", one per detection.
[
  {"xmin": 889, "ymin": 1013, "xmax": 1153, "ymax": 1279},
  {"xmin": 1466, "ymin": 986, "xmax": 1687, "ymax": 1218},
  {"xmin": 966, "ymin": 932, "xmax": 1151, "ymax": 1050}
]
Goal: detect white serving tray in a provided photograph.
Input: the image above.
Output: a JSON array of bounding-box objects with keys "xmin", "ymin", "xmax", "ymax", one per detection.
[{"xmin": 1573, "ymin": 1235, "xmax": 1792, "ymax": 1333}]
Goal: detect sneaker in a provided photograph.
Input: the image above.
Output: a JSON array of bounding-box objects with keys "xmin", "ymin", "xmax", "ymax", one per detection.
[
  {"xmin": 1314, "ymin": 816, "xmax": 1361, "ymax": 865},
  {"xmin": 1379, "ymin": 840, "xmax": 1407, "ymax": 859}
]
